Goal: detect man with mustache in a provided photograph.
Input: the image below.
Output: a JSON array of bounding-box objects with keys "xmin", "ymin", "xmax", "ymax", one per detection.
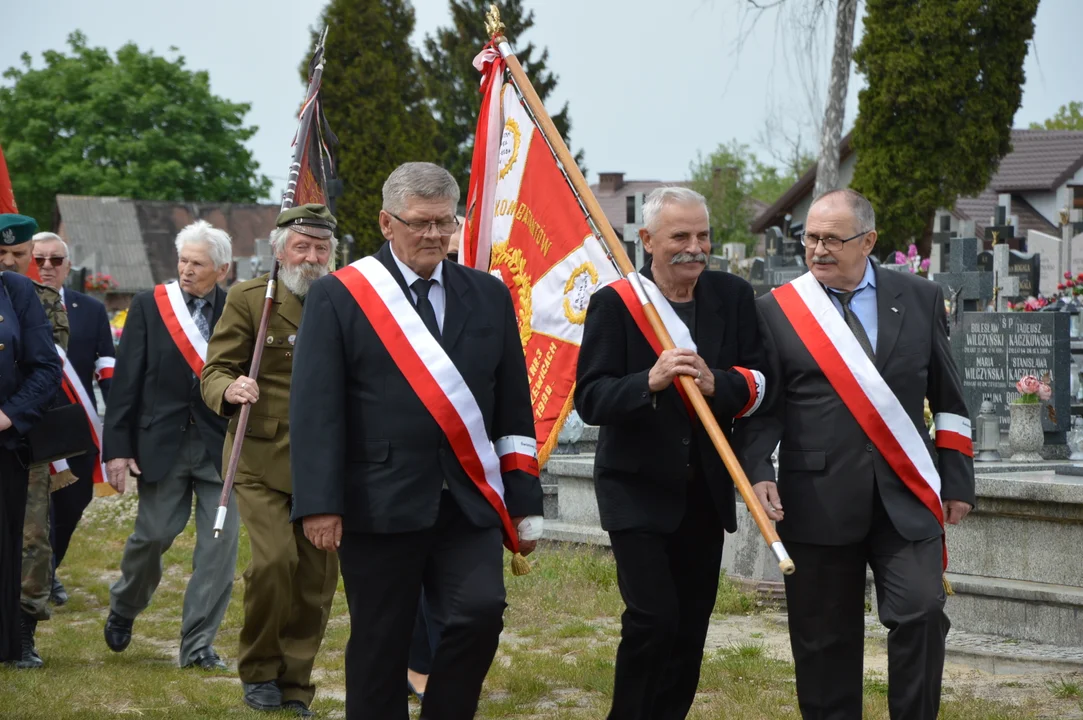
[
  {"xmin": 201, "ymin": 204, "xmax": 340, "ymax": 717},
  {"xmin": 737, "ymin": 189, "xmax": 974, "ymax": 719},
  {"xmin": 575, "ymin": 186, "xmax": 766, "ymax": 719}
]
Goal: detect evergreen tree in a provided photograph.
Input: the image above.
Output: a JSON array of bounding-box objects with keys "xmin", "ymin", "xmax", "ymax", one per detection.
[
  {"xmin": 310, "ymin": 0, "xmax": 438, "ymax": 256},
  {"xmin": 421, "ymin": 0, "xmax": 581, "ymax": 199},
  {"xmin": 849, "ymin": 0, "xmax": 1039, "ymax": 254}
]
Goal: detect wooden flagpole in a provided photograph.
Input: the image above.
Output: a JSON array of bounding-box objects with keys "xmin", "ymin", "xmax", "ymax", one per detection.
[{"xmin": 485, "ymin": 7, "xmax": 794, "ymax": 575}]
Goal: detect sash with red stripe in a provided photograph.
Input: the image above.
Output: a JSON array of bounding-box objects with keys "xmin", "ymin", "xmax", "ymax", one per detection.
[
  {"xmin": 56, "ymin": 345, "xmax": 107, "ymax": 486},
  {"xmin": 773, "ymin": 272, "xmax": 968, "ymax": 568},
  {"xmin": 610, "ymin": 274, "xmax": 764, "ymax": 420},
  {"xmin": 333, "ymin": 257, "xmax": 539, "ymax": 553},
  {"xmin": 153, "ymin": 282, "xmax": 207, "ymax": 376}
]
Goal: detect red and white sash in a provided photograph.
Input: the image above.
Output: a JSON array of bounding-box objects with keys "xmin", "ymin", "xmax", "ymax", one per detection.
[
  {"xmin": 153, "ymin": 282, "xmax": 207, "ymax": 375},
  {"xmin": 334, "ymin": 256, "xmax": 539, "ymax": 552},
  {"xmin": 55, "ymin": 345, "xmax": 106, "ymax": 485},
  {"xmin": 773, "ymin": 272, "xmax": 970, "ymax": 568},
  {"xmin": 611, "ymin": 273, "xmax": 764, "ymax": 419}
]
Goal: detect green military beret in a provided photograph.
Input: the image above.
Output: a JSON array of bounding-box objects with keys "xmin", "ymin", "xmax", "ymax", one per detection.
[
  {"xmin": 275, "ymin": 203, "xmax": 336, "ymax": 238},
  {"xmin": 0, "ymin": 214, "xmax": 38, "ymax": 246}
]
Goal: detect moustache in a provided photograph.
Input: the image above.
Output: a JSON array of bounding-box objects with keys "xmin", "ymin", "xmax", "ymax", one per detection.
[
  {"xmin": 811, "ymin": 256, "xmax": 838, "ymax": 265},
  {"xmin": 670, "ymin": 252, "xmax": 708, "ymax": 265}
]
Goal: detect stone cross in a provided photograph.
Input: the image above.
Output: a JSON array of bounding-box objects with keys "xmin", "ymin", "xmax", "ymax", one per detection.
[
  {"xmin": 933, "ymin": 236, "xmax": 993, "ymax": 322},
  {"xmin": 992, "ymin": 243, "xmax": 1020, "ymax": 311}
]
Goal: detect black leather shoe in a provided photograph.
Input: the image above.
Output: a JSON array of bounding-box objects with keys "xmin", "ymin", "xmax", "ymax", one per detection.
[
  {"xmin": 182, "ymin": 647, "xmax": 227, "ymax": 670},
  {"xmin": 104, "ymin": 611, "xmax": 133, "ymax": 652},
  {"xmin": 14, "ymin": 613, "xmax": 43, "ymax": 669},
  {"xmin": 242, "ymin": 681, "xmax": 282, "ymax": 711},
  {"xmin": 282, "ymin": 700, "xmax": 315, "ymax": 717},
  {"xmin": 50, "ymin": 578, "xmax": 69, "ymax": 606}
]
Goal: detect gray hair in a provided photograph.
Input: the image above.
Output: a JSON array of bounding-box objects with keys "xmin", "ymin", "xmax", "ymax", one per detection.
[
  {"xmin": 811, "ymin": 188, "xmax": 876, "ymax": 233},
  {"xmin": 31, "ymin": 232, "xmax": 69, "ymax": 255},
  {"xmin": 269, "ymin": 226, "xmax": 339, "ymax": 256},
  {"xmin": 642, "ymin": 186, "xmax": 710, "ymax": 233},
  {"xmin": 175, "ymin": 220, "xmax": 232, "ymax": 269},
  {"xmin": 382, "ymin": 162, "xmax": 460, "ymax": 215}
]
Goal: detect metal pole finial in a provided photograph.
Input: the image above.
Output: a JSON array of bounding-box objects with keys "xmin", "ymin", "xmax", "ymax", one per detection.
[{"xmin": 485, "ymin": 4, "xmax": 505, "ymax": 38}]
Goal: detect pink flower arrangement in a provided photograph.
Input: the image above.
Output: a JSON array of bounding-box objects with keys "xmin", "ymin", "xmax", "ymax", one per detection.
[
  {"xmin": 85, "ymin": 273, "xmax": 118, "ymax": 293},
  {"xmin": 1014, "ymin": 374, "xmax": 1052, "ymax": 404},
  {"xmin": 891, "ymin": 244, "xmax": 931, "ymax": 275}
]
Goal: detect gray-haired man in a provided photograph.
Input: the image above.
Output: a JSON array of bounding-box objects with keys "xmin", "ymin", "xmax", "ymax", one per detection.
[
  {"xmin": 102, "ymin": 220, "xmax": 239, "ymax": 670},
  {"xmin": 290, "ymin": 162, "xmax": 543, "ymax": 718}
]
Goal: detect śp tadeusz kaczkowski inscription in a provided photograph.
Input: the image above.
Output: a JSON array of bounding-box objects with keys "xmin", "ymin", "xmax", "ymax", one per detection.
[{"xmin": 954, "ymin": 312, "xmax": 1069, "ymax": 437}]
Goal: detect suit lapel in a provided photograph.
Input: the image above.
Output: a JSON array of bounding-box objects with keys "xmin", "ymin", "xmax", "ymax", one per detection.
[
  {"xmin": 874, "ymin": 266, "xmax": 905, "ymax": 371},
  {"xmin": 441, "ymin": 263, "xmax": 472, "ymax": 351}
]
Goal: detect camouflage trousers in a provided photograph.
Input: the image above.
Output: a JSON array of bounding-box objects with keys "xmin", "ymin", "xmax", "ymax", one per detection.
[{"xmin": 21, "ymin": 464, "xmax": 52, "ymax": 621}]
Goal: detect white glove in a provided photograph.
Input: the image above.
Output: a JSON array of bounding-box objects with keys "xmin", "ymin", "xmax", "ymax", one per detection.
[{"xmin": 517, "ymin": 515, "xmax": 544, "ymax": 542}]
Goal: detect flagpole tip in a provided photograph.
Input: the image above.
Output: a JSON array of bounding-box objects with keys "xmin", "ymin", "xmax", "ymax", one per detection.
[{"xmin": 485, "ymin": 4, "xmax": 505, "ymax": 38}]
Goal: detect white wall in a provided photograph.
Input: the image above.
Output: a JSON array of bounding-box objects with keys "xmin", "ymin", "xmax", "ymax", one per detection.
[{"xmin": 1020, "ymin": 191, "xmax": 1059, "ymax": 226}]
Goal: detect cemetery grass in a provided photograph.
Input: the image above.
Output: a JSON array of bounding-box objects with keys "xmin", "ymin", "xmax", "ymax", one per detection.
[{"xmin": 0, "ymin": 495, "xmax": 1079, "ymax": 718}]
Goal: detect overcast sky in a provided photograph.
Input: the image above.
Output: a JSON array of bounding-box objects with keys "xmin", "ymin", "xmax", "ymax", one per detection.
[{"xmin": 5, "ymin": 0, "xmax": 1080, "ymax": 201}]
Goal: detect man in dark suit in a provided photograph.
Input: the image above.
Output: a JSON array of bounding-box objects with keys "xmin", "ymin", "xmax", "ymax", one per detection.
[
  {"xmin": 290, "ymin": 162, "xmax": 542, "ymax": 719},
  {"xmin": 575, "ymin": 187, "xmax": 766, "ymax": 720},
  {"xmin": 31, "ymin": 232, "xmax": 115, "ymax": 604},
  {"xmin": 101, "ymin": 220, "xmax": 238, "ymax": 671},
  {"xmin": 736, "ymin": 189, "xmax": 975, "ymax": 720}
]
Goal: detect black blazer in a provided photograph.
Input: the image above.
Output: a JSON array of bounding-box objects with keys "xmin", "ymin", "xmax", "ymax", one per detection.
[
  {"xmin": 63, "ymin": 288, "xmax": 115, "ymax": 403},
  {"xmin": 574, "ymin": 267, "xmax": 765, "ymax": 534},
  {"xmin": 289, "ymin": 243, "xmax": 542, "ymax": 534},
  {"xmin": 102, "ymin": 284, "xmax": 228, "ymax": 483},
  {"xmin": 735, "ymin": 266, "xmax": 976, "ymax": 545}
]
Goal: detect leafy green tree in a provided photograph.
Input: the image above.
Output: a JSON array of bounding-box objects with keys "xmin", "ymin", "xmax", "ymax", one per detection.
[
  {"xmin": 849, "ymin": 0, "xmax": 1039, "ymax": 254},
  {"xmin": 688, "ymin": 140, "xmax": 808, "ymax": 251},
  {"xmin": 0, "ymin": 31, "xmax": 271, "ymax": 230},
  {"xmin": 421, "ymin": 0, "xmax": 581, "ymax": 199},
  {"xmin": 310, "ymin": 0, "xmax": 438, "ymax": 256},
  {"xmin": 1030, "ymin": 101, "xmax": 1083, "ymax": 131}
]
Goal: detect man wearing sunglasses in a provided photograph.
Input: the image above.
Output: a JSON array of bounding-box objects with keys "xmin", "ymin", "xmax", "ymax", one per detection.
[
  {"xmin": 736, "ymin": 189, "xmax": 974, "ymax": 719},
  {"xmin": 31, "ymin": 234, "xmax": 115, "ymax": 606}
]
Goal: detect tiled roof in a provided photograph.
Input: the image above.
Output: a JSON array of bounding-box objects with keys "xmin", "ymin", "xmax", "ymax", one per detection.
[
  {"xmin": 55, "ymin": 196, "xmax": 153, "ymax": 293},
  {"xmin": 56, "ymin": 196, "xmax": 280, "ymax": 292},
  {"xmin": 989, "ymin": 130, "xmax": 1083, "ymax": 192},
  {"xmin": 952, "ymin": 192, "xmax": 1058, "ymax": 239}
]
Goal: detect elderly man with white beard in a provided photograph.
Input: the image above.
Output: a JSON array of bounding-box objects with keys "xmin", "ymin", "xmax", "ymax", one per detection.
[{"xmin": 201, "ymin": 204, "xmax": 340, "ymax": 717}]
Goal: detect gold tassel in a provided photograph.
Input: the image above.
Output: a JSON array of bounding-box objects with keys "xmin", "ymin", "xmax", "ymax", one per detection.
[
  {"xmin": 942, "ymin": 574, "xmax": 954, "ymax": 596},
  {"xmin": 49, "ymin": 469, "xmax": 78, "ymax": 493},
  {"xmin": 511, "ymin": 552, "xmax": 531, "ymax": 576},
  {"xmin": 94, "ymin": 482, "xmax": 118, "ymax": 498}
]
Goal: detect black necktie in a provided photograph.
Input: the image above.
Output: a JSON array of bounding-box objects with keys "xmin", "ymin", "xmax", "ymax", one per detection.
[
  {"xmin": 834, "ymin": 288, "xmax": 875, "ymax": 361},
  {"xmin": 411, "ymin": 278, "xmax": 442, "ymax": 342}
]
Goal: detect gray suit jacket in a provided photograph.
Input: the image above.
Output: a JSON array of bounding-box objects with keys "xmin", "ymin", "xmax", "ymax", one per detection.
[{"xmin": 734, "ymin": 266, "xmax": 975, "ymax": 545}]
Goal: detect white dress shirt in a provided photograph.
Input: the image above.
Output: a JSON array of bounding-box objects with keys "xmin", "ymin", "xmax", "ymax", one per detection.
[{"xmin": 390, "ymin": 247, "xmax": 445, "ymax": 332}]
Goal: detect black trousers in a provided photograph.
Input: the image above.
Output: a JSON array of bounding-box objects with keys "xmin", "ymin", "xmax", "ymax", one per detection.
[
  {"xmin": 51, "ymin": 455, "xmax": 95, "ymax": 568},
  {"xmin": 606, "ymin": 475, "xmax": 725, "ymax": 720},
  {"xmin": 338, "ymin": 491, "xmax": 506, "ymax": 720},
  {"xmin": 409, "ymin": 587, "xmax": 442, "ymax": 675},
  {"xmin": 784, "ymin": 488, "xmax": 949, "ymax": 720},
  {"xmin": 0, "ymin": 448, "xmax": 29, "ymax": 662}
]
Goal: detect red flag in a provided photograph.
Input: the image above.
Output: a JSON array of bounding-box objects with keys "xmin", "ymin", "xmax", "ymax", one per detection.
[
  {"xmin": 465, "ymin": 73, "xmax": 620, "ymax": 465},
  {"xmin": 0, "ymin": 144, "xmax": 40, "ymax": 282},
  {"xmin": 0, "ymin": 144, "xmax": 16, "ymax": 215}
]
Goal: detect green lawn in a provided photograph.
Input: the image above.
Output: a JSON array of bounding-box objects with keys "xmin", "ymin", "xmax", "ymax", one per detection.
[{"xmin": 1, "ymin": 492, "xmax": 1077, "ymax": 719}]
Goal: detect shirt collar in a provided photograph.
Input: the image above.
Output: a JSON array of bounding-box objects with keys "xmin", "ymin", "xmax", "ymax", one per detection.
[
  {"xmin": 181, "ymin": 287, "xmax": 214, "ymax": 305},
  {"xmin": 390, "ymin": 246, "xmax": 444, "ymax": 290},
  {"xmin": 59, "ymin": 287, "xmax": 66, "ymax": 306}
]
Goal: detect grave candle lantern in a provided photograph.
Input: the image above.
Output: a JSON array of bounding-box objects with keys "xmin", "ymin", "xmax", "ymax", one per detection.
[{"xmin": 975, "ymin": 401, "xmax": 1002, "ymax": 462}]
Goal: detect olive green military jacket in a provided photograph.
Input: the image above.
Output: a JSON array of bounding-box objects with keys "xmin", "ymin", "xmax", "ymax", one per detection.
[
  {"xmin": 34, "ymin": 281, "xmax": 73, "ymax": 490},
  {"xmin": 201, "ymin": 275, "xmax": 301, "ymax": 495}
]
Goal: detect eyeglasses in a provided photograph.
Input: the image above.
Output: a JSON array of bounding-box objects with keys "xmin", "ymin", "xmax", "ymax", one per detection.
[
  {"xmin": 388, "ymin": 212, "xmax": 460, "ymax": 236},
  {"xmin": 799, "ymin": 230, "xmax": 871, "ymax": 251},
  {"xmin": 33, "ymin": 256, "xmax": 67, "ymax": 268}
]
